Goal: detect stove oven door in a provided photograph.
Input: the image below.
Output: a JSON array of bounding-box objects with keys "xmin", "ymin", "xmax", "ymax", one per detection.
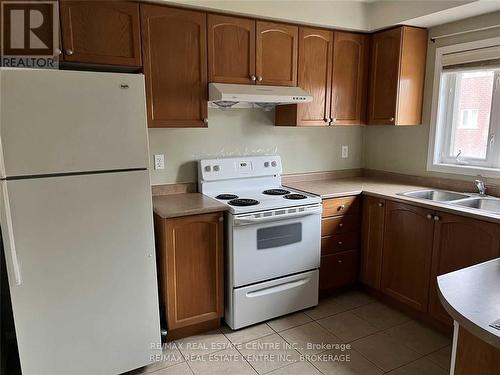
[{"xmin": 230, "ymin": 204, "xmax": 321, "ymax": 287}]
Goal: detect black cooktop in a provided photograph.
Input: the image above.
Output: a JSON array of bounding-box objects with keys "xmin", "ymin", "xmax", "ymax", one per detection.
[
  {"xmin": 228, "ymin": 198, "xmax": 260, "ymax": 207},
  {"xmin": 216, "ymin": 194, "xmax": 239, "ymax": 200},
  {"xmin": 263, "ymin": 189, "xmax": 291, "ymax": 196},
  {"xmin": 283, "ymin": 193, "xmax": 307, "ymax": 200}
]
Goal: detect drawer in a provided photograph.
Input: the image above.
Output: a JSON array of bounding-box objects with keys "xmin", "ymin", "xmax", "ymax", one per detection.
[
  {"xmin": 321, "ymin": 232, "xmax": 359, "ymax": 255},
  {"xmin": 319, "ymin": 250, "xmax": 359, "ymax": 291},
  {"xmin": 322, "ymin": 196, "xmax": 360, "ymax": 217},
  {"xmin": 321, "ymin": 215, "xmax": 359, "ymax": 236}
]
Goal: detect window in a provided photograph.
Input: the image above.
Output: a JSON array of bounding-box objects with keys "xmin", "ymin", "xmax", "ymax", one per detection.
[{"xmin": 429, "ymin": 40, "xmax": 500, "ymax": 177}]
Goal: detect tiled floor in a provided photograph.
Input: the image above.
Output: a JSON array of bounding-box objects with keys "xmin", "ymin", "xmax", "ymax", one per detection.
[{"xmin": 130, "ymin": 290, "xmax": 452, "ymax": 375}]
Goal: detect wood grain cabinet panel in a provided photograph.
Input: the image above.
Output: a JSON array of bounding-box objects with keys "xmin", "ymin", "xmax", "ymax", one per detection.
[
  {"xmin": 367, "ymin": 26, "xmax": 427, "ymax": 126},
  {"xmin": 275, "ymin": 27, "xmax": 333, "ymax": 126},
  {"xmin": 322, "ymin": 196, "xmax": 360, "ymax": 218},
  {"xmin": 141, "ymin": 5, "xmax": 207, "ymax": 128},
  {"xmin": 381, "ymin": 201, "xmax": 434, "ymax": 312},
  {"xmin": 331, "ymin": 32, "xmax": 369, "ymax": 125},
  {"xmin": 207, "ymin": 15, "xmax": 255, "ymax": 84},
  {"xmin": 256, "ymin": 21, "xmax": 298, "ymax": 86},
  {"xmin": 59, "ymin": 1, "xmax": 142, "ymax": 66},
  {"xmin": 154, "ymin": 212, "xmax": 224, "ymax": 338},
  {"xmin": 360, "ymin": 196, "xmax": 385, "ymax": 290},
  {"xmin": 429, "ymin": 213, "xmax": 500, "ymax": 325},
  {"xmin": 320, "ymin": 250, "xmax": 359, "ymax": 291}
]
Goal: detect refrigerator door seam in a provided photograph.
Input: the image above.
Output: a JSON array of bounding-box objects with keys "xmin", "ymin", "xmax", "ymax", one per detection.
[{"xmin": 1, "ymin": 182, "xmax": 21, "ymax": 285}]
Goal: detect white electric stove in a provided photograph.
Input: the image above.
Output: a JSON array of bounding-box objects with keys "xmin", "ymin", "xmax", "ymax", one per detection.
[{"xmin": 199, "ymin": 156, "xmax": 322, "ymax": 330}]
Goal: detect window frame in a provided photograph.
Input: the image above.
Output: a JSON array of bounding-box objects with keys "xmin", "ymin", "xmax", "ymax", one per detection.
[{"xmin": 427, "ymin": 36, "xmax": 500, "ymax": 178}]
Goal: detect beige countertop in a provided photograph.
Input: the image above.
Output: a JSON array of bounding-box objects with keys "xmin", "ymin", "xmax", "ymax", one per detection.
[
  {"xmin": 152, "ymin": 193, "xmax": 228, "ymax": 219},
  {"xmin": 438, "ymin": 259, "xmax": 500, "ymax": 349},
  {"xmin": 286, "ymin": 177, "xmax": 500, "ymax": 225}
]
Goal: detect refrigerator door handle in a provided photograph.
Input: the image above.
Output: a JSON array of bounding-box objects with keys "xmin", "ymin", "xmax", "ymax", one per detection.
[{"xmin": 2, "ymin": 183, "xmax": 22, "ymax": 285}]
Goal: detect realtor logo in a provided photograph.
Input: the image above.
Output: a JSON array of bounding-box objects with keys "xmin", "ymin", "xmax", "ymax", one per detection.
[{"xmin": 1, "ymin": 1, "xmax": 59, "ymax": 68}]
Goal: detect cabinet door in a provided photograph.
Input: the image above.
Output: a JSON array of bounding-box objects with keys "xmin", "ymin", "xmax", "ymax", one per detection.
[
  {"xmin": 331, "ymin": 32, "xmax": 369, "ymax": 125},
  {"xmin": 381, "ymin": 201, "xmax": 434, "ymax": 311},
  {"xmin": 60, "ymin": 1, "xmax": 141, "ymax": 66},
  {"xmin": 360, "ymin": 196, "xmax": 385, "ymax": 289},
  {"xmin": 256, "ymin": 21, "xmax": 298, "ymax": 86},
  {"xmin": 141, "ymin": 5, "xmax": 207, "ymax": 128},
  {"xmin": 165, "ymin": 213, "xmax": 224, "ymax": 330},
  {"xmin": 296, "ymin": 27, "xmax": 333, "ymax": 126},
  {"xmin": 367, "ymin": 27, "xmax": 402, "ymax": 125},
  {"xmin": 207, "ymin": 15, "xmax": 255, "ymax": 84},
  {"xmin": 430, "ymin": 212, "xmax": 500, "ymax": 325},
  {"xmin": 320, "ymin": 250, "xmax": 359, "ymax": 291}
]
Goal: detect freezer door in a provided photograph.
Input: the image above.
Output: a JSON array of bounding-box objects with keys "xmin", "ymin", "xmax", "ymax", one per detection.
[
  {"xmin": 0, "ymin": 68, "xmax": 149, "ymax": 178},
  {"xmin": 0, "ymin": 170, "xmax": 160, "ymax": 375}
]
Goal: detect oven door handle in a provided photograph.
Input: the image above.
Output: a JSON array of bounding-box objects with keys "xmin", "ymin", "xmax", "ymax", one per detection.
[{"xmin": 234, "ymin": 205, "xmax": 322, "ymax": 226}]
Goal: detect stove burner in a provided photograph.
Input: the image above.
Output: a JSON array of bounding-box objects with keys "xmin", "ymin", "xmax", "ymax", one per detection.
[
  {"xmin": 263, "ymin": 189, "xmax": 291, "ymax": 196},
  {"xmin": 228, "ymin": 198, "xmax": 260, "ymax": 207},
  {"xmin": 216, "ymin": 194, "xmax": 238, "ymax": 200},
  {"xmin": 283, "ymin": 193, "xmax": 307, "ymax": 200}
]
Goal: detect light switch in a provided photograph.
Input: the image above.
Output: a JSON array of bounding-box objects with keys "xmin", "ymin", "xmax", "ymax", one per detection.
[{"xmin": 154, "ymin": 154, "xmax": 165, "ymax": 170}]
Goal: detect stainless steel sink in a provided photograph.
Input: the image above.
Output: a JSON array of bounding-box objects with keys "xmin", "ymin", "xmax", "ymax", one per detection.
[
  {"xmin": 399, "ymin": 189, "xmax": 471, "ymax": 202},
  {"xmin": 450, "ymin": 197, "xmax": 500, "ymax": 213}
]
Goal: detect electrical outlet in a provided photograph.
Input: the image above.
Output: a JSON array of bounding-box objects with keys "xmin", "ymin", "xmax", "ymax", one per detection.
[
  {"xmin": 154, "ymin": 154, "xmax": 165, "ymax": 170},
  {"xmin": 341, "ymin": 145, "xmax": 349, "ymax": 159}
]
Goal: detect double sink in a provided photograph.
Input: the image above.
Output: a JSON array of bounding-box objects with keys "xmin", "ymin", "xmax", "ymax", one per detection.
[{"xmin": 398, "ymin": 189, "xmax": 500, "ymax": 214}]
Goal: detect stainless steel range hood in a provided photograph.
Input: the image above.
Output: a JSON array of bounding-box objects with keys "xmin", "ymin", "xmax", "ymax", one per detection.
[{"xmin": 208, "ymin": 83, "xmax": 312, "ymax": 110}]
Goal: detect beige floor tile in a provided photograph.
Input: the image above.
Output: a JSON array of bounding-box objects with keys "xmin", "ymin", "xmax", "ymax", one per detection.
[
  {"xmin": 351, "ymin": 331, "xmax": 421, "ymax": 372},
  {"xmin": 310, "ymin": 347, "xmax": 383, "ymax": 375},
  {"xmin": 267, "ymin": 361, "xmax": 322, "ymax": 375},
  {"xmin": 128, "ymin": 343, "xmax": 185, "ymax": 374},
  {"xmin": 279, "ymin": 321, "xmax": 343, "ymax": 355},
  {"xmin": 387, "ymin": 357, "xmax": 448, "ymax": 375},
  {"xmin": 267, "ymin": 312, "xmax": 312, "ymax": 332},
  {"xmin": 425, "ymin": 345, "xmax": 452, "ymax": 371},
  {"xmin": 385, "ymin": 320, "xmax": 451, "ymax": 355},
  {"xmin": 351, "ymin": 302, "xmax": 410, "ymax": 330},
  {"xmin": 222, "ymin": 323, "xmax": 275, "ymax": 346},
  {"xmin": 305, "ymin": 291, "xmax": 374, "ymax": 320},
  {"xmin": 317, "ymin": 311, "xmax": 380, "ymax": 342},
  {"xmin": 237, "ymin": 333, "xmax": 301, "ymax": 374},
  {"xmin": 175, "ymin": 330, "xmax": 231, "ymax": 357},
  {"xmin": 187, "ymin": 347, "xmax": 256, "ymax": 375},
  {"xmin": 149, "ymin": 362, "xmax": 193, "ymax": 375}
]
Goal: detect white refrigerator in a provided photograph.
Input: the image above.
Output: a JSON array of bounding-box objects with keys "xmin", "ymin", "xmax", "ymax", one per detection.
[{"xmin": 0, "ymin": 68, "xmax": 161, "ymax": 374}]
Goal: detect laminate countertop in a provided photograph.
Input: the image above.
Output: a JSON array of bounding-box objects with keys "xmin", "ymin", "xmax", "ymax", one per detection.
[
  {"xmin": 437, "ymin": 258, "xmax": 500, "ymax": 349},
  {"xmin": 152, "ymin": 193, "xmax": 228, "ymax": 219},
  {"xmin": 286, "ymin": 177, "xmax": 500, "ymax": 225}
]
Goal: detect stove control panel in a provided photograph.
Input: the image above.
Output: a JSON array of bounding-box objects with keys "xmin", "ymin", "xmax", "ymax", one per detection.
[{"xmin": 199, "ymin": 156, "xmax": 282, "ymax": 181}]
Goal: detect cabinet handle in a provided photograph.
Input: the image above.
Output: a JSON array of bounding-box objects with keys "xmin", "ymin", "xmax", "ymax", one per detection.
[
  {"xmin": 203, "ymin": 118, "xmax": 208, "ymax": 124},
  {"xmin": 251, "ymin": 75, "xmax": 257, "ymax": 81},
  {"xmin": 337, "ymin": 259, "xmax": 343, "ymax": 264},
  {"xmin": 324, "ymin": 118, "xmax": 329, "ymax": 123},
  {"xmin": 332, "ymin": 118, "xmax": 337, "ymax": 123},
  {"xmin": 338, "ymin": 241, "xmax": 343, "ymax": 245},
  {"xmin": 338, "ymin": 223, "xmax": 344, "ymax": 228},
  {"xmin": 389, "ymin": 117, "xmax": 395, "ymax": 122},
  {"xmin": 65, "ymin": 49, "xmax": 74, "ymax": 56},
  {"xmin": 54, "ymin": 48, "xmax": 62, "ymax": 55},
  {"xmin": 378, "ymin": 202, "xmax": 384, "ymax": 207},
  {"xmin": 257, "ymin": 76, "xmax": 263, "ymax": 82},
  {"xmin": 433, "ymin": 215, "xmax": 440, "ymax": 221},
  {"xmin": 218, "ymin": 216, "xmax": 223, "ymax": 222},
  {"xmin": 426, "ymin": 214, "xmax": 433, "ymax": 220},
  {"xmin": 337, "ymin": 204, "xmax": 346, "ymax": 211}
]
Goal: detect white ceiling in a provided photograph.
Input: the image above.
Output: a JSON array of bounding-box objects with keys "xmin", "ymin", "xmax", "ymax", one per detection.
[{"xmin": 156, "ymin": 0, "xmax": 500, "ymax": 31}]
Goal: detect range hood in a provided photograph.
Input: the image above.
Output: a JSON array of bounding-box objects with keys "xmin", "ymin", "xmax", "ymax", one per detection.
[{"xmin": 208, "ymin": 83, "xmax": 313, "ymax": 110}]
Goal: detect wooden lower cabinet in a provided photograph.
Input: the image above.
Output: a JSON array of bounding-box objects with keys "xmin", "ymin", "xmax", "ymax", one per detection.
[
  {"xmin": 429, "ymin": 213, "xmax": 500, "ymax": 325},
  {"xmin": 380, "ymin": 201, "xmax": 434, "ymax": 312},
  {"xmin": 455, "ymin": 326, "xmax": 500, "ymax": 375},
  {"xmin": 320, "ymin": 250, "xmax": 359, "ymax": 291},
  {"xmin": 360, "ymin": 196, "xmax": 385, "ymax": 290},
  {"xmin": 154, "ymin": 212, "xmax": 224, "ymax": 339}
]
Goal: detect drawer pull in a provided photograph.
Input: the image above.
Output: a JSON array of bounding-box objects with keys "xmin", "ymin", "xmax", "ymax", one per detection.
[
  {"xmin": 337, "ymin": 204, "xmax": 346, "ymax": 211},
  {"xmin": 338, "ymin": 223, "xmax": 344, "ymax": 228},
  {"xmin": 378, "ymin": 202, "xmax": 384, "ymax": 207},
  {"xmin": 337, "ymin": 259, "xmax": 343, "ymax": 264},
  {"xmin": 338, "ymin": 241, "xmax": 343, "ymax": 245}
]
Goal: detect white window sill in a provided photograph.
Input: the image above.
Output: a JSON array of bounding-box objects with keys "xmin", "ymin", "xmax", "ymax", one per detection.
[{"xmin": 427, "ymin": 162, "xmax": 500, "ymax": 178}]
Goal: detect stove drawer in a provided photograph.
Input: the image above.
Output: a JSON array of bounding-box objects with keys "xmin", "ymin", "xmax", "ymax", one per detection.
[{"xmin": 228, "ymin": 270, "xmax": 318, "ymax": 330}]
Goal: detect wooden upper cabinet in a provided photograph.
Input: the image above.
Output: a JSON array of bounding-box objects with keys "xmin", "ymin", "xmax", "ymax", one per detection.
[
  {"xmin": 360, "ymin": 196, "xmax": 385, "ymax": 289},
  {"xmin": 367, "ymin": 26, "xmax": 427, "ymax": 126},
  {"xmin": 59, "ymin": 1, "xmax": 142, "ymax": 66},
  {"xmin": 275, "ymin": 27, "xmax": 333, "ymax": 126},
  {"xmin": 256, "ymin": 21, "xmax": 298, "ymax": 86},
  {"xmin": 207, "ymin": 15, "xmax": 255, "ymax": 84},
  {"xmin": 141, "ymin": 5, "xmax": 207, "ymax": 128},
  {"xmin": 331, "ymin": 32, "xmax": 369, "ymax": 125},
  {"xmin": 429, "ymin": 213, "xmax": 500, "ymax": 326},
  {"xmin": 381, "ymin": 201, "xmax": 434, "ymax": 312}
]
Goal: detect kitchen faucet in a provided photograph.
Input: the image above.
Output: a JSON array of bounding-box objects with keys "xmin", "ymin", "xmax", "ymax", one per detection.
[{"xmin": 474, "ymin": 177, "xmax": 487, "ymax": 196}]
